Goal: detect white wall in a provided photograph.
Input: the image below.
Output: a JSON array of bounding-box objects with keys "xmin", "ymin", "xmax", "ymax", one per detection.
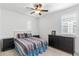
[
  {"xmin": 0, "ymin": 8, "xmax": 2, "ymax": 50},
  {"xmin": 0, "ymin": 8, "xmax": 39, "ymax": 39},
  {"xmin": 39, "ymin": 5, "xmax": 79, "ymax": 55},
  {"xmin": 0, "ymin": 9, "xmax": 1, "ymax": 38}
]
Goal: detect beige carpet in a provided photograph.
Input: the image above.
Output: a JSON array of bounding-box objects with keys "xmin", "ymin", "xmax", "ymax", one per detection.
[{"xmin": 0, "ymin": 47, "xmax": 72, "ymax": 56}]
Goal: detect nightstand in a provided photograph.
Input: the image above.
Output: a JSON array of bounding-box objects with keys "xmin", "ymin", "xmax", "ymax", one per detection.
[{"xmin": 2, "ymin": 38, "xmax": 15, "ymax": 51}]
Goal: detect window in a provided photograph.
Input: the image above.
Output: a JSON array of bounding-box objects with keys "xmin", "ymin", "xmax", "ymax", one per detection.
[{"xmin": 61, "ymin": 13, "xmax": 77, "ymax": 34}]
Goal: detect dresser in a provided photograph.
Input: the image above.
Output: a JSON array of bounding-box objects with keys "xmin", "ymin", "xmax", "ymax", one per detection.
[{"xmin": 48, "ymin": 35, "xmax": 74, "ymax": 55}]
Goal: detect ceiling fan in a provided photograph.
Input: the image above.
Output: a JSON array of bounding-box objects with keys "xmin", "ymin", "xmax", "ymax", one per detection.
[{"xmin": 25, "ymin": 4, "xmax": 48, "ymax": 15}]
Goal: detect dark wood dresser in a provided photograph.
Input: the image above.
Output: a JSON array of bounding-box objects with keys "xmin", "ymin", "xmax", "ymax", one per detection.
[{"xmin": 48, "ymin": 35, "xmax": 74, "ymax": 55}]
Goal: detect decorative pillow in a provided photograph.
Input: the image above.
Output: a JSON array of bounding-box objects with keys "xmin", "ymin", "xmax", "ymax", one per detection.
[
  {"xmin": 21, "ymin": 34, "xmax": 25, "ymax": 38},
  {"xmin": 17, "ymin": 33, "xmax": 32, "ymax": 38},
  {"xmin": 27, "ymin": 33, "xmax": 32, "ymax": 38},
  {"xmin": 24, "ymin": 33, "xmax": 27, "ymax": 38},
  {"xmin": 17, "ymin": 33, "xmax": 25, "ymax": 39},
  {"xmin": 17, "ymin": 34, "xmax": 20, "ymax": 38}
]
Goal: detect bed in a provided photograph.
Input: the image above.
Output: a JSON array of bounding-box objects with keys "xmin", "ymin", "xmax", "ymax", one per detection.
[{"xmin": 14, "ymin": 32, "xmax": 48, "ymax": 56}]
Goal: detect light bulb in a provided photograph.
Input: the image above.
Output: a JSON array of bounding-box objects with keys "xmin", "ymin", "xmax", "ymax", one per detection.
[{"xmin": 35, "ymin": 11, "xmax": 40, "ymax": 13}]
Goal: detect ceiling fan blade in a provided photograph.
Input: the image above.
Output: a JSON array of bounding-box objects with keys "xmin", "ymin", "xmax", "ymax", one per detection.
[
  {"xmin": 25, "ymin": 7, "xmax": 35, "ymax": 10},
  {"xmin": 41, "ymin": 10, "xmax": 48, "ymax": 12},
  {"xmin": 39, "ymin": 13, "xmax": 42, "ymax": 15},
  {"xmin": 30, "ymin": 11, "xmax": 35, "ymax": 14}
]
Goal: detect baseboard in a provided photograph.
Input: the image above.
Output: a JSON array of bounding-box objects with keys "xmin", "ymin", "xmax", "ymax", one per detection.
[{"xmin": 74, "ymin": 52, "xmax": 79, "ymax": 56}]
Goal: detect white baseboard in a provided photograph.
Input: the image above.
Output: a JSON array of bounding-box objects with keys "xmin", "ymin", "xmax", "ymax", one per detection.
[{"xmin": 74, "ymin": 52, "xmax": 79, "ymax": 56}]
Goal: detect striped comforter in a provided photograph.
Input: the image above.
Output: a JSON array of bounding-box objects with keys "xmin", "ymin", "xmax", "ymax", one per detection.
[{"xmin": 14, "ymin": 37, "xmax": 48, "ymax": 56}]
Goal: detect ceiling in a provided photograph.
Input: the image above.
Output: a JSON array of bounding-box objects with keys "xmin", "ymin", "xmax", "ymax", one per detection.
[{"xmin": 0, "ymin": 3, "xmax": 77, "ymax": 17}]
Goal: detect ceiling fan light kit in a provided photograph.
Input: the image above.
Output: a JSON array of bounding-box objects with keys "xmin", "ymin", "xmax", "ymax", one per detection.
[{"xmin": 25, "ymin": 3, "xmax": 48, "ymax": 15}]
